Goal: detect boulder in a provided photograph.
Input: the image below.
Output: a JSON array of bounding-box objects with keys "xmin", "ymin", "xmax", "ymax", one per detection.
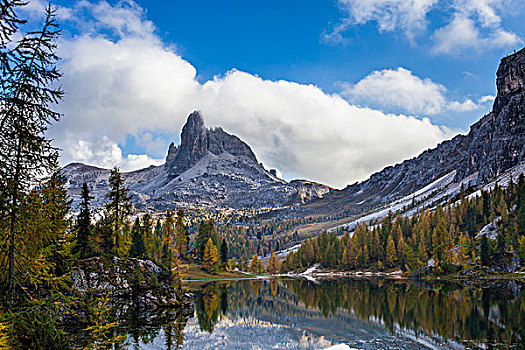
[{"xmin": 71, "ymin": 257, "xmax": 188, "ymax": 308}]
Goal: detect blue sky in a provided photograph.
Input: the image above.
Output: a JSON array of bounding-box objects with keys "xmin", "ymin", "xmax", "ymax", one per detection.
[
  {"xmin": 128, "ymin": 0, "xmax": 523, "ymax": 127},
  {"xmin": 26, "ymin": 0, "xmax": 524, "ymax": 187}
]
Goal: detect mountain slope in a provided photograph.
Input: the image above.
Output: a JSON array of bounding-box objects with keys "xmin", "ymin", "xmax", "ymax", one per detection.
[
  {"xmin": 307, "ymin": 47, "xmax": 525, "ymax": 216},
  {"xmin": 64, "ymin": 111, "xmax": 331, "ymax": 210}
]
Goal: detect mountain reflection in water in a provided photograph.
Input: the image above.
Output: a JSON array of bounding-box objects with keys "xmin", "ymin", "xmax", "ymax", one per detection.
[{"xmin": 123, "ymin": 278, "xmax": 524, "ymax": 349}]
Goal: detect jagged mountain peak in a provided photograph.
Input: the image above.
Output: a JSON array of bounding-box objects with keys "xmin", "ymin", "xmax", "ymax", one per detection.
[
  {"xmin": 64, "ymin": 111, "xmax": 331, "ymax": 210},
  {"xmin": 165, "ymin": 111, "xmax": 258, "ymax": 179}
]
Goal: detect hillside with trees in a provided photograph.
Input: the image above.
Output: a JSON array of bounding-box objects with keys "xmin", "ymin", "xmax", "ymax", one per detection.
[{"xmin": 282, "ymin": 178, "xmax": 525, "ymax": 274}]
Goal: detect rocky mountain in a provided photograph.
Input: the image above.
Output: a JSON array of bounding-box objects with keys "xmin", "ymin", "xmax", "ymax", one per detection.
[
  {"xmin": 65, "ymin": 48, "xmax": 524, "ymax": 216},
  {"xmin": 64, "ymin": 111, "xmax": 331, "ymax": 211},
  {"xmin": 308, "ymin": 47, "xmax": 525, "ymax": 216}
]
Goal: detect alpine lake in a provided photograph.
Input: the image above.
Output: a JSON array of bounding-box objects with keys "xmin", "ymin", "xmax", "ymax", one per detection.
[{"xmin": 94, "ymin": 276, "xmax": 525, "ymax": 350}]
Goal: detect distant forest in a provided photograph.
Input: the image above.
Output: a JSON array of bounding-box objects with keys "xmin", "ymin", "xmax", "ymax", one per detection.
[{"xmin": 282, "ymin": 177, "xmax": 525, "ymax": 273}]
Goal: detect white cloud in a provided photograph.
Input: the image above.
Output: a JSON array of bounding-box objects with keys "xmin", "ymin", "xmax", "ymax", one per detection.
[
  {"xmin": 432, "ymin": 14, "xmax": 520, "ymax": 54},
  {"xmin": 50, "ymin": 0, "xmax": 458, "ymax": 188},
  {"xmin": 447, "ymin": 99, "xmax": 479, "ymax": 112},
  {"xmin": 328, "ymin": 0, "xmax": 522, "ymax": 54},
  {"xmin": 478, "ymin": 95, "xmax": 495, "ymax": 104},
  {"xmin": 324, "ymin": 0, "xmax": 437, "ymax": 44},
  {"xmin": 340, "ymin": 67, "xmax": 489, "ymax": 116},
  {"xmin": 69, "ymin": 137, "xmax": 163, "ymax": 171},
  {"xmin": 21, "ymin": 0, "xmax": 73, "ymax": 20}
]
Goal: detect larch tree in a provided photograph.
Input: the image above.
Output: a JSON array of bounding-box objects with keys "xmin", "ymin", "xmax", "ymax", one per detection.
[
  {"xmin": 203, "ymin": 237, "xmax": 219, "ymax": 273},
  {"xmin": 268, "ymin": 251, "xmax": 277, "ymax": 274},
  {"xmin": 386, "ymin": 235, "xmax": 397, "ymax": 268},
  {"xmin": 161, "ymin": 210, "xmax": 184, "ymax": 288},
  {"xmin": 40, "ymin": 171, "xmax": 72, "ymax": 278},
  {"xmin": 0, "ymin": 3, "xmax": 63, "ymax": 297},
  {"xmin": 517, "ymin": 175, "xmax": 525, "ymax": 235},
  {"xmin": 175, "ymin": 209, "xmax": 188, "ymax": 258},
  {"xmin": 249, "ymin": 254, "xmax": 260, "ymax": 273},
  {"xmin": 162, "ymin": 211, "xmax": 175, "ymax": 270}
]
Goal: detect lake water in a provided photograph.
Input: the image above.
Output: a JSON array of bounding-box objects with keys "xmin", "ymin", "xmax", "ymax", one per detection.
[{"xmin": 120, "ymin": 278, "xmax": 524, "ymax": 349}]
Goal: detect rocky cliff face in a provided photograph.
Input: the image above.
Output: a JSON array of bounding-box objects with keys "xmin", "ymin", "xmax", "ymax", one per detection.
[
  {"xmin": 165, "ymin": 111, "xmax": 258, "ymax": 179},
  {"xmin": 64, "ymin": 112, "xmax": 331, "ymax": 210},
  {"xmin": 457, "ymin": 49, "xmax": 525, "ymax": 181},
  {"xmin": 309, "ymin": 47, "xmax": 525, "ymax": 215}
]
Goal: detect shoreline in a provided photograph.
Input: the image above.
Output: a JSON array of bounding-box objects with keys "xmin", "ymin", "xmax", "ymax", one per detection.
[{"xmin": 279, "ymin": 266, "xmax": 525, "ymax": 282}]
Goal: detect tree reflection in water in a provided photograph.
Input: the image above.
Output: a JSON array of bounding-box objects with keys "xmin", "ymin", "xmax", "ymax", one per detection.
[
  {"xmin": 195, "ymin": 278, "xmax": 524, "ymax": 349},
  {"xmin": 90, "ymin": 278, "xmax": 524, "ymax": 349}
]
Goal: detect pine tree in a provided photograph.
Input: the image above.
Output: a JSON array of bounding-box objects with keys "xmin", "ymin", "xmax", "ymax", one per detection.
[
  {"xmin": 203, "ymin": 238, "xmax": 219, "ymax": 273},
  {"xmin": 105, "ymin": 167, "xmax": 132, "ymax": 256},
  {"xmin": 160, "ymin": 211, "xmax": 185, "ymax": 288},
  {"xmin": 220, "ymin": 239, "xmax": 228, "ymax": 264},
  {"xmin": 197, "ymin": 220, "xmax": 218, "ymax": 259},
  {"xmin": 141, "ymin": 213, "xmax": 154, "ymax": 259},
  {"xmin": 405, "ymin": 246, "xmax": 418, "ymax": 271},
  {"xmin": 73, "ymin": 182, "xmax": 93, "ymax": 259},
  {"xmin": 480, "ymin": 234, "xmax": 490, "ymax": 267},
  {"xmin": 0, "ymin": 169, "xmax": 72, "ymax": 295},
  {"xmin": 497, "ymin": 229, "xmax": 506, "ymax": 254},
  {"xmin": 129, "ymin": 218, "xmax": 146, "ymax": 259}
]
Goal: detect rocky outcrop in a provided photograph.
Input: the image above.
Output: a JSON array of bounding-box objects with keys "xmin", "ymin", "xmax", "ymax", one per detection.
[
  {"xmin": 487, "ymin": 252, "xmax": 521, "ymax": 273},
  {"xmin": 310, "ymin": 47, "xmax": 525, "ymax": 215},
  {"xmin": 165, "ymin": 111, "xmax": 258, "ymax": 179},
  {"xmin": 71, "ymin": 257, "xmax": 189, "ymax": 308},
  {"xmin": 457, "ymin": 48, "xmax": 525, "ymax": 181}
]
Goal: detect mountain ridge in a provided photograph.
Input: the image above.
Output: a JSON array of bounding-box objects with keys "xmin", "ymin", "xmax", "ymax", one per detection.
[
  {"xmin": 307, "ymin": 47, "xmax": 525, "ymax": 216},
  {"xmin": 64, "ymin": 113, "xmax": 332, "ymax": 210},
  {"xmin": 64, "ymin": 48, "xmax": 524, "ymax": 215}
]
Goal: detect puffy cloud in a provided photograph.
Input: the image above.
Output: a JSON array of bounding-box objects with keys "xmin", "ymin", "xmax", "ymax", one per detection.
[
  {"xmin": 68, "ymin": 137, "xmax": 163, "ymax": 171},
  {"xmin": 432, "ymin": 14, "xmax": 520, "ymax": 54},
  {"xmin": 50, "ymin": 0, "xmax": 457, "ymax": 188},
  {"xmin": 324, "ymin": 0, "xmax": 437, "ymax": 44},
  {"xmin": 341, "ymin": 68, "xmax": 446, "ymax": 115},
  {"xmin": 340, "ymin": 67, "xmax": 490, "ymax": 116},
  {"xmin": 327, "ymin": 0, "xmax": 522, "ymax": 54}
]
